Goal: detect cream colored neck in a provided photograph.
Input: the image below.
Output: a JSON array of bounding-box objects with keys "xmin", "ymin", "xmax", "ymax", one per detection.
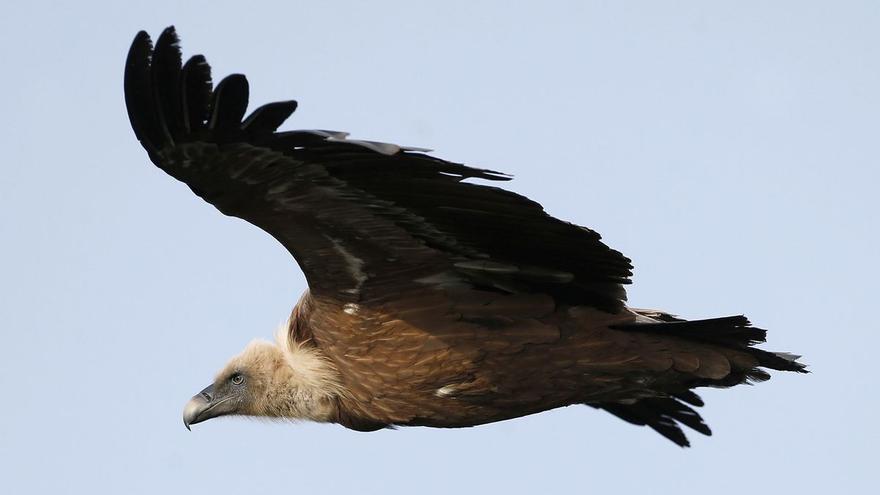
[{"xmin": 260, "ymin": 324, "xmax": 345, "ymax": 422}]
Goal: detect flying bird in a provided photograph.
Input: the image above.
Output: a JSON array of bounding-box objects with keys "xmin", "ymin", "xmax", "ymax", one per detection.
[{"xmin": 126, "ymin": 27, "xmax": 806, "ymax": 447}]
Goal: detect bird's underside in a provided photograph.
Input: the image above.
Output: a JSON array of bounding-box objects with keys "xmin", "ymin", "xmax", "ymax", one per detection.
[{"xmin": 128, "ymin": 27, "xmax": 806, "ymax": 447}]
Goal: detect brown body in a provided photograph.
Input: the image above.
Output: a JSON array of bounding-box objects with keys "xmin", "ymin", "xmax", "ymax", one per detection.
[
  {"xmin": 130, "ymin": 27, "xmax": 806, "ymax": 447},
  {"xmin": 300, "ymin": 290, "xmax": 763, "ymax": 430}
]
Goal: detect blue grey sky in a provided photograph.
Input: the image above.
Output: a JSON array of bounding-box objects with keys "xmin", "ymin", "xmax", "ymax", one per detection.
[{"xmin": 1, "ymin": 1, "xmax": 877, "ymax": 493}]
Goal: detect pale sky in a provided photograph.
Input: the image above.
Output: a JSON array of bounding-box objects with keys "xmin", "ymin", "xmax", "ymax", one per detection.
[{"xmin": 1, "ymin": 1, "xmax": 877, "ymax": 494}]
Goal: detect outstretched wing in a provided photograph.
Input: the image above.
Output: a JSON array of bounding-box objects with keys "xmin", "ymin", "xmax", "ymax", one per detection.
[{"xmin": 125, "ymin": 27, "xmax": 633, "ymax": 311}]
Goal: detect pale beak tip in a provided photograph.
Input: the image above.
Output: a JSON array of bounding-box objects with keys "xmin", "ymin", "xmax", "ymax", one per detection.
[
  {"xmin": 182, "ymin": 383, "xmax": 217, "ymax": 431},
  {"xmin": 182, "ymin": 396, "xmax": 205, "ymax": 431}
]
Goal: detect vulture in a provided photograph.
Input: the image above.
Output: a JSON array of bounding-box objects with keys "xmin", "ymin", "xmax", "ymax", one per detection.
[{"xmin": 126, "ymin": 27, "xmax": 806, "ymax": 447}]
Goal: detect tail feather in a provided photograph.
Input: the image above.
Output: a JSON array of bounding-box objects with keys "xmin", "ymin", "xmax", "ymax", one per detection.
[
  {"xmin": 751, "ymin": 348, "xmax": 808, "ymax": 373},
  {"xmin": 600, "ymin": 313, "xmax": 807, "ymax": 446},
  {"xmin": 622, "ymin": 315, "xmax": 767, "ymax": 347},
  {"xmin": 612, "ymin": 314, "xmax": 808, "ymax": 374}
]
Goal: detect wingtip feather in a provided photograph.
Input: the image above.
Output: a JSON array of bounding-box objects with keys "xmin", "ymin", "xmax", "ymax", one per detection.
[
  {"xmin": 209, "ymin": 74, "xmax": 250, "ymax": 131},
  {"xmin": 125, "ymin": 29, "xmax": 161, "ymax": 155},
  {"xmin": 151, "ymin": 26, "xmax": 184, "ymax": 144},
  {"xmin": 181, "ymin": 54, "xmax": 213, "ymax": 133},
  {"xmin": 242, "ymin": 100, "xmax": 298, "ymax": 134}
]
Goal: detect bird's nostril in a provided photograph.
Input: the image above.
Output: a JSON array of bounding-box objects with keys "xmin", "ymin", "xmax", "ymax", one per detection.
[{"xmin": 200, "ymin": 391, "xmax": 213, "ymax": 401}]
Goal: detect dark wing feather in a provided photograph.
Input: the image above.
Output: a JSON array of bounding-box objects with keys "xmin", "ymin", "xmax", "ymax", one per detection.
[
  {"xmin": 242, "ymin": 101, "xmax": 298, "ymax": 134},
  {"xmin": 150, "ymin": 28, "xmax": 183, "ymax": 143},
  {"xmin": 125, "ymin": 27, "xmax": 632, "ymax": 310},
  {"xmin": 209, "ymin": 74, "xmax": 249, "ymax": 131},
  {"xmin": 180, "ymin": 55, "xmax": 212, "ymax": 134},
  {"xmin": 595, "ymin": 397, "xmax": 712, "ymax": 447}
]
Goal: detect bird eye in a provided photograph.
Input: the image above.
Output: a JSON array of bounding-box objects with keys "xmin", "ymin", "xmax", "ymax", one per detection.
[{"xmin": 230, "ymin": 374, "xmax": 244, "ymax": 385}]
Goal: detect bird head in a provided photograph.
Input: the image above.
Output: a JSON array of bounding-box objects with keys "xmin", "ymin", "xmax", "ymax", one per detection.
[
  {"xmin": 182, "ymin": 340, "xmax": 281, "ymax": 429},
  {"xmin": 182, "ymin": 330, "xmax": 344, "ymax": 430}
]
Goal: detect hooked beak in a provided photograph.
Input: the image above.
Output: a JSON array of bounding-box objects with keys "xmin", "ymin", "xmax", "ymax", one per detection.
[{"xmin": 183, "ymin": 384, "xmax": 230, "ymax": 430}]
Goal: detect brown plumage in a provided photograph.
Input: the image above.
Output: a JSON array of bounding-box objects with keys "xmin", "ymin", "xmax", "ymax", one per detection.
[{"xmin": 129, "ymin": 27, "xmax": 806, "ymax": 447}]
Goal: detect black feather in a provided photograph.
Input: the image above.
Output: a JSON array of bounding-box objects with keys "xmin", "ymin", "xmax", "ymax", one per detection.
[
  {"xmin": 151, "ymin": 27, "xmax": 184, "ymax": 144},
  {"xmin": 208, "ymin": 74, "xmax": 249, "ymax": 132},
  {"xmin": 181, "ymin": 55, "xmax": 213, "ymax": 134},
  {"xmin": 613, "ymin": 315, "xmax": 767, "ymax": 347},
  {"xmin": 594, "ymin": 397, "xmax": 711, "ymax": 447},
  {"xmin": 672, "ymin": 390, "xmax": 705, "ymax": 407},
  {"xmin": 124, "ymin": 31, "xmax": 162, "ymax": 155},
  {"xmin": 644, "ymin": 397, "xmax": 711, "ymax": 436},
  {"xmin": 750, "ymin": 349, "xmax": 808, "ymax": 373},
  {"xmin": 243, "ymin": 101, "xmax": 298, "ymax": 135}
]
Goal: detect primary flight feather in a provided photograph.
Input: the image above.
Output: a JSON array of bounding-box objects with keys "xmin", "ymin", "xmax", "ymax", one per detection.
[{"xmin": 126, "ymin": 27, "xmax": 805, "ymax": 447}]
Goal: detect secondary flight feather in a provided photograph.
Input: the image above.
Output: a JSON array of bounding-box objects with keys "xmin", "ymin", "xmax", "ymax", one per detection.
[{"xmin": 126, "ymin": 27, "xmax": 805, "ymax": 447}]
